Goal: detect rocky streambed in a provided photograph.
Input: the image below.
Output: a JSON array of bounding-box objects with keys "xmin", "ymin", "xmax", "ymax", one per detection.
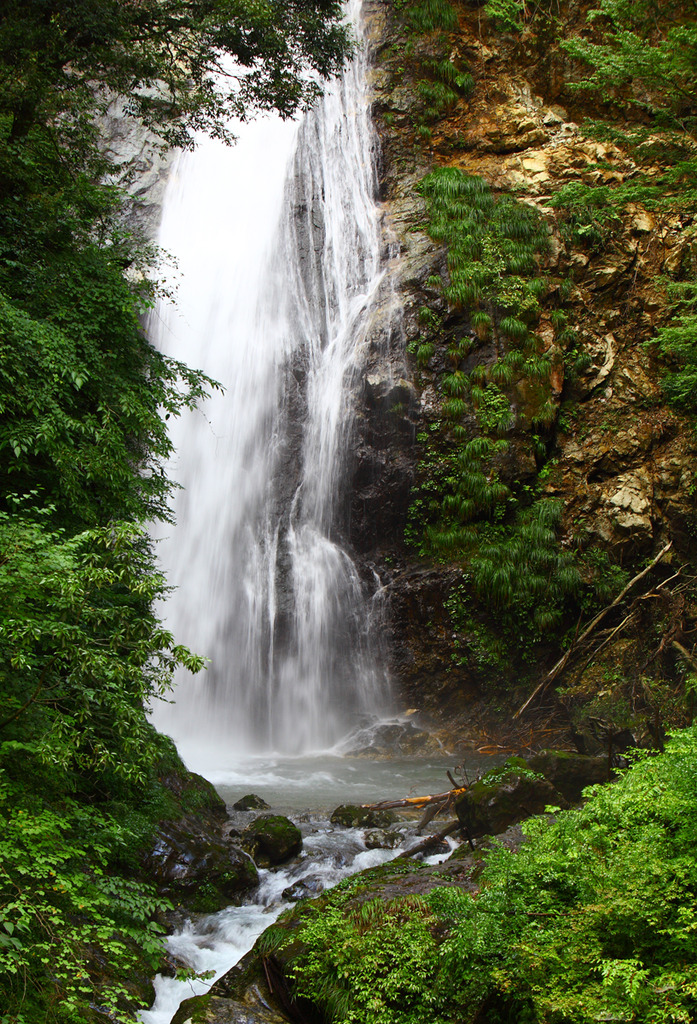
[{"xmin": 141, "ymin": 745, "xmax": 611, "ymax": 1024}]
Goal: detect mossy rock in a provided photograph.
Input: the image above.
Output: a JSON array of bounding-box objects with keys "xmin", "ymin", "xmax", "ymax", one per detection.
[
  {"xmin": 242, "ymin": 814, "xmax": 302, "ymax": 866},
  {"xmin": 171, "ymin": 993, "xmax": 287, "ymax": 1024},
  {"xmin": 330, "ymin": 804, "xmax": 397, "ymax": 828},
  {"xmin": 143, "ymin": 818, "xmax": 258, "ymax": 911},
  {"xmin": 233, "ymin": 793, "xmax": 270, "ymax": 811},
  {"xmin": 455, "ymin": 757, "xmax": 567, "ymax": 839},
  {"xmin": 528, "ymin": 750, "xmax": 609, "ymax": 803}
]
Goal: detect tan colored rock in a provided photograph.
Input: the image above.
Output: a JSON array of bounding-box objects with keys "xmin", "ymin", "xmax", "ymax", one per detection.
[
  {"xmin": 591, "ymin": 263, "xmax": 624, "ymax": 288},
  {"xmin": 583, "ymin": 333, "xmax": 617, "ymax": 393},
  {"xmin": 606, "ymin": 471, "xmax": 652, "ymax": 515}
]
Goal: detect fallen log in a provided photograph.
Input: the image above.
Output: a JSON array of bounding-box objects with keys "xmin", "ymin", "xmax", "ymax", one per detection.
[
  {"xmin": 513, "ymin": 540, "xmax": 673, "ymax": 721},
  {"xmin": 401, "ymin": 821, "xmax": 462, "ymax": 859},
  {"xmin": 362, "ymin": 787, "xmax": 468, "ymax": 811}
]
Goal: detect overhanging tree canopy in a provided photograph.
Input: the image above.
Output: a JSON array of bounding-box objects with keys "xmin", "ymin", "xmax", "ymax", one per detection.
[{"xmin": 0, "ymin": 0, "xmax": 351, "ymax": 146}]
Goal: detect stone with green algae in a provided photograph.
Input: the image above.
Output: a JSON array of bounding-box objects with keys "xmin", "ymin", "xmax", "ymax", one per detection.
[{"xmin": 241, "ymin": 814, "xmax": 302, "ymax": 866}]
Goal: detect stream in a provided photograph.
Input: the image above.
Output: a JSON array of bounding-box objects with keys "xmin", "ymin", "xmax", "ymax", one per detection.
[{"xmin": 139, "ymin": 746, "xmax": 498, "ymax": 1024}]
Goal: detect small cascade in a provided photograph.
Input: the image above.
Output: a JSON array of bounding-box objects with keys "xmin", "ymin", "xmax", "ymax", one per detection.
[{"xmin": 150, "ymin": 0, "xmax": 395, "ymax": 762}]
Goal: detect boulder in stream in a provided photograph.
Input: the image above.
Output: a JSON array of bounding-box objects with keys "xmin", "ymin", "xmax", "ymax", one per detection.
[
  {"xmin": 171, "ymin": 993, "xmax": 287, "ymax": 1024},
  {"xmin": 363, "ymin": 828, "xmax": 403, "ymax": 850},
  {"xmin": 330, "ymin": 803, "xmax": 396, "ymax": 828},
  {"xmin": 528, "ymin": 750, "xmax": 610, "ymax": 803},
  {"xmin": 281, "ymin": 877, "xmax": 325, "ymax": 902},
  {"xmin": 455, "ymin": 757, "xmax": 568, "ymax": 839},
  {"xmin": 144, "ymin": 817, "xmax": 259, "ymax": 913},
  {"xmin": 233, "ymin": 793, "xmax": 271, "ymax": 811},
  {"xmin": 242, "ymin": 814, "xmax": 302, "ymax": 866}
]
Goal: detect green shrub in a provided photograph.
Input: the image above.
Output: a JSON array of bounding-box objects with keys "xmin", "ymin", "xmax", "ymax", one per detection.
[{"xmin": 276, "ymin": 727, "xmax": 697, "ymax": 1024}]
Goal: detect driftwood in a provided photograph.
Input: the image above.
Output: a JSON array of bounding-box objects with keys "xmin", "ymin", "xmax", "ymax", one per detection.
[
  {"xmin": 401, "ymin": 820, "xmax": 462, "ymax": 859},
  {"xmin": 417, "ymin": 800, "xmax": 445, "ymax": 832},
  {"xmin": 513, "ymin": 541, "xmax": 673, "ymax": 721},
  {"xmin": 362, "ymin": 787, "xmax": 468, "ymax": 811}
]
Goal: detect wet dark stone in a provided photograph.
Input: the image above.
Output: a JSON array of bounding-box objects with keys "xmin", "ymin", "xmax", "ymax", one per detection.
[
  {"xmin": 330, "ymin": 804, "xmax": 397, "ymax": 828},
  {"xmin": 233, "ymin": 794, "xmax": 271, "ymax": 811},
  {"xmin": 143, "ymin": 817, "xmax": 258, "ymax": 912},
  {"xmin": 528, "ymin": 750, "xmax": 610, "ymax": 803},
  {"xmin": 455, "ymin": 757, "xmax": 568, "ymax": 840},
  {"xmin": 242, "ymin": 814, "xmax": 303, "ymax": 866},
  {"xmin": 363, "ymin": 829, "xmax": 403, "ymax": 850},
  {"xmin": 281, "ymin": 877, "xmax": 325, "ymax": 902}
]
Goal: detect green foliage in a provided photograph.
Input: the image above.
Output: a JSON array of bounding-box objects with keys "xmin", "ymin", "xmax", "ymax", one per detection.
[
  {"xmin": 405, "ymin": 0, "xmax": 459, "ymax": 35},
  {"xmin": 277, "ymin": 727, "xmax": 697, "ymax": 1024},
  {"xmin": 0, "ymin": 777, "xmax": 170, "ymax": 1024},
  {"xmin": 650, "ymin": 281, "xmax": 697, "ymax": 412},
  {"xmin": 407, "ymin": 171, "xmax": 559, "ymax": 562},
  {"xmin": 0, "ymin": 507, "xmax": 204, "ymax": 781},
  {"xmin": 419, "ymin": 169, "xmax": 549, "ymax": 331},
  {"xmin": 563, "ymin": 0, "xmax": 697, "ymax": 134},
  {"xmin": 484, "ymin": 0, "xmax": 526, "ymax": 33},
  {"xmin": 0, "ymin": 0, "xmax": 351, "ymax": 150},
  {"xmin": 550, "ymin": 1, "xmax": 697, "ymax": 411},
  {"xmin": 427, "ymin": 436, "xmax": 511, "ymax": 554},
  {"xmin": 471, "ymin": 498, "xmax": 581, "ymax": 635},
  {"xmin": 287, "ymin": 894, "xmax": 447, "ymax": 1024},
  {"xmin": 0, "ymin": 288, "xmax": 212, "ymax": 530}
]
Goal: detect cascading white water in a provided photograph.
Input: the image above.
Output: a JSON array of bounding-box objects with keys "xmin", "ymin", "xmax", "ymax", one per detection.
[{"xmin": 150, "ymin": 0, "xmax": 393, "ymax": 761}]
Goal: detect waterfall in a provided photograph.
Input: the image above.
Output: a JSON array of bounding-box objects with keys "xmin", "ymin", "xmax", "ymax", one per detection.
[{"xmin": 150, "ymin": 0, "xmax": 393, "ymax": 762}]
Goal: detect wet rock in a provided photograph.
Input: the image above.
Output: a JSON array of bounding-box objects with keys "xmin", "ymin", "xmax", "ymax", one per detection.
[
  {"xmin": 350, "ymin": 720, "xmax": 439, "ymax": 757},
  {"xmin": 242, "ymin": 815, "xmax": 302, "ymax": 866},
  {"xmin": 363, "ymin": 829, "xmax": 403, "ymax": 850},
  {"xmin": 282, "ymin": 877, "xmax": 325, "ymax": 901},
  {"xmin": 233, "ymin": 794, "xmax": 270, "ymax": 811},
  {"xmin": 330, "ymin": 804, "xmax": 397, "ymax": 828},
  {"xmin": 143, "ymin": 817, "xmax": 258, "ymax": 912},
  {"xmin": 171, "ymin": 993, "xmax": 287, "ymax": 1024},
  {"xmin": 527, "ymin": 750, "xmax": 609, "ymax": 803},
  {"xmin": 455, "ymin": 758, "xmax": 567, "ymax": 839},
  {"xmin": 158, "ymin": 767, "xmax": 228, "ymax": 820}
]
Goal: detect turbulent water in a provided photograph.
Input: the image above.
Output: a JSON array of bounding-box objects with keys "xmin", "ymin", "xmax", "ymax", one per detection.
[
  {"xmin": 138, "ymin": 755, "xmax": 467, "ymax": 1024},
  {"xmin": 150, "ymin": 0, "xmax": 395, "ymax": 759}
]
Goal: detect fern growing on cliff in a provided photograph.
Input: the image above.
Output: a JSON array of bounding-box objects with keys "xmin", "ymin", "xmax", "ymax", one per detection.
[
  {"xmin": 471, "ymin": 498, "xmax": 581, "ymax": 634},
  {"xmin": 405, "ymin": 0, "xmax": 459, "ymax": 34}
]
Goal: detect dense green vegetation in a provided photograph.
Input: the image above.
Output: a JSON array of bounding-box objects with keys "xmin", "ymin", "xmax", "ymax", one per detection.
[
  {"xmin": 404, "ymin": 168, "xmax": 599, "ymax": 665},
  {"xmin": 268, "ymin": 728, "xmax": 697, "ymax": 1023},
  {"xmin": 0, "ymin": 2, "xmax": 350, "ymax": 1020}
]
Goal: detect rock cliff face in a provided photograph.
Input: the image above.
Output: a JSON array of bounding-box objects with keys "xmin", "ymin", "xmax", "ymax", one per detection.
[{"xmin": 350, "ymin": 0, "xmax": 697, "ymax": 750}]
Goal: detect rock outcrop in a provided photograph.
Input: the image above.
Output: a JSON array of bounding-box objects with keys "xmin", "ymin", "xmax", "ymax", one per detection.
[
  {"xmin": 142, "ymin": 758, "xmax": 258, "ymax": 915},
  {"xmin": 347, "ymin": 0, "xmax": 697, "ymax": 748}
]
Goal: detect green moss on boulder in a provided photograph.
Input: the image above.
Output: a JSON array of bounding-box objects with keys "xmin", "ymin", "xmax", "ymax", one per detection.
[
  {"xmin": 455, "ymin": 757, "xmax": 567, "ymax": 838},
  {"xmin": 233, "ymin": 793, "xmax": 270, "ymax": 811},
  {"xmin": 330, "ymin": 804, "xmax": 397, "ymax": 828},
  {"xmin": 528, "ymin": 750, "xmax": 609, "ymax": 803},
  {"xmin": 242, "ymin": 814, "xmax": 302, "ymax": 866}
]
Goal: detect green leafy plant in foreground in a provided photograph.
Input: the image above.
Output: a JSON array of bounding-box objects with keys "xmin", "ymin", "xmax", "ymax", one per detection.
[
  {"xmin": 0, "ymin": 507, "xmax": 206, "ymax": 1021},
  {"xmin": 0, "ymin": 786, "xmax": 170, "ymax": 1024},
  {"xmin": 277, "ymin": 727, "xmax": 697, "ymax": 1023},
  {"xmin": 0, "ymin": 507, "xmax": 204, "ymax": 780}
]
